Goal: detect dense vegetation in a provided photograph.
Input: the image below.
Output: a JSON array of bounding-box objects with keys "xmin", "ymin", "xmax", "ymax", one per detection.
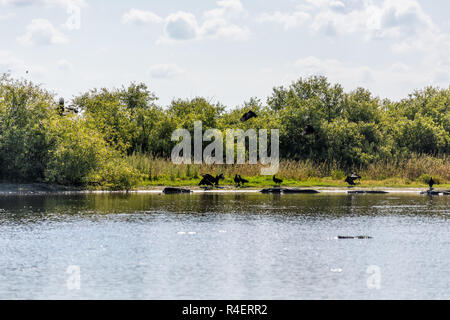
[{"xmin": 0, "ymin": 74, "xmax": 448, "ymax": 189}]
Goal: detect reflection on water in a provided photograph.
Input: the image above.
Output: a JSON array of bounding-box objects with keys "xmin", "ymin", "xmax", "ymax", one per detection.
[{"xmin": 0, "ymin": 193, "xmax": 448, "ymax": 299}]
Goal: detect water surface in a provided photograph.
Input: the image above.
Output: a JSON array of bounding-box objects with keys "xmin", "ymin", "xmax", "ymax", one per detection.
[{"xmin": 0, "ymin": 193, "xmax": 448, "ymax": 299}]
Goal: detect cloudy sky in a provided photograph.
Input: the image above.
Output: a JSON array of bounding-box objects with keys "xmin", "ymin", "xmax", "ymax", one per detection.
[{"xmin": 0, "ymin": 0, "xmax": 449, "ymax": 107}]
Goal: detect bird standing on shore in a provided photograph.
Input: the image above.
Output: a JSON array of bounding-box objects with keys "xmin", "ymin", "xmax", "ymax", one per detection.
[
  {"xmin": 234, "ymin": 175, "xmax": 249, "ymax": 187},
  {"xmin": 200, "ymin": 173, "xmax": 224, "ymax": 187},
  {"xmin": 238, "ymin": 175, "xmax": 248, "ymax": 186},
  {"xmin": 345, "ymin": 172, "xmax": 361, "ymax": 186},
  {"xmin": 345, "ymin": 176, "xmax": 356, "ymax": 186},
  {"xmin": 273, "ymin": 175, "xmax": 283, "ymax": 185},
  {"xmin": 199, "ymin": 176, "xmax": 214, "ymax": 187},
  {"xmin": 234, "ymin": 174, "xmax": 241, "ymax": 187},
  {"xmin": 428, "ymin": 177, "xmax": 435, "ymax": 190}
]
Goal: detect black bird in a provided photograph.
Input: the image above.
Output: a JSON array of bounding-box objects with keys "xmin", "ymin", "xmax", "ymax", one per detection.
[
  {"xmin": 428, "ymin": 177, "xmax": 435, "ymax": 190},
  {"xmin": 199, "ymin": 177, "xmax": 214, "ymax": 187},
  {"xmin": 240, "ymin": 110, "xmax": 257, "ymax": 122},
  {"xmin": 238, "ymin": 175, "xmax": 249, "ymax": 186},
  {"xmin": 273, "ymin": 175, "xmax": 283, "ymax": 185},
  {"xmin": 234, "ymin": 174, "xmax": 241, "ymax": 187},
  {"xmin": 345, "ymin": 176, "xmax": 356, "ymax": 186},
  {"xmin": 303, "ymin": 124, "xmax": 315, "ymax": 135},
  {"xmin": 345, "ymin": 172, "xmax": 361, "ymax": 186},
  {"xmin": 201, "ymin": 173, "xmax": 224, "ymax": 186}
]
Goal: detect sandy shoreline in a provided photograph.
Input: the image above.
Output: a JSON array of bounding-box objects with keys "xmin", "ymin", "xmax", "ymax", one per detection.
[{"xmin": 0, "ymin": 183, "xmax": 446, "ymax": 195}]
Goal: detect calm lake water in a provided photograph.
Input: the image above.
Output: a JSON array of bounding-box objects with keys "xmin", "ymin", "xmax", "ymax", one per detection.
[{"xmin": 0, "ymin": 192, "xmax": 448, "ymax": 300}]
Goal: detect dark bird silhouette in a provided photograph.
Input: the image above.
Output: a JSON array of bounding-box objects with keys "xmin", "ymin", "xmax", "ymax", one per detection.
[
  {"xmin": 303, "ymin": 124, "xmax": 315, "ymax": 135},
  {"xmin": 428, "ymin": 177, "xmax": 435, "ymax": 190},
  {"xmin": 239, "ymin": 175, "xmax": 249, "ymax": 186},
  {"xmin": 240, "ymin": 110, "xmax": 257, "ymax": 122},
  {"xmin": 199, "ymin": 177, "xmax": 214, "ymax": 187},
  {"xmin": 234, "ymin": 174, "xmax": 241, "ymax": 187},
  {"xmin": 201, "ymin": 173, "xmax": 224, "ymax": 186},
  {"xmin": 273, "ymin": 175, "xmax": 283, "ymax": 185},
  {"xmin": 345, "ymin": 176, "xmax": 356, "ymax": 186}
]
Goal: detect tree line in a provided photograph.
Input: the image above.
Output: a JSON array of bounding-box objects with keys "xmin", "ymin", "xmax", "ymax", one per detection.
[{"xmin": 0, "ymin": 74, "xmax": 448, "ymax": 189}]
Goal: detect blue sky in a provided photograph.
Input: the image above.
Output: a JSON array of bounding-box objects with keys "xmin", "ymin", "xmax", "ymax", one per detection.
[{"xmin": 0, "ymin": 0, "xmax": 449, "ymax": 107}]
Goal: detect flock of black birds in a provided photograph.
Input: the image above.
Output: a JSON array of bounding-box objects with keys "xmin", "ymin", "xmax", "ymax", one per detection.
[
  {"xmin": 199, "ymin": 173, "xmax": 284, "ymax": 189},
  {"xmin": 202, "ymin": 109, "xmax": 441, "ymax": 190},
  {"xmin": 56, "ymin": 101, "xmax": 439, "ymax": 192},
  {"xmin": 197, "ymin": 171, "xmax": 440, "ymax": 192}
]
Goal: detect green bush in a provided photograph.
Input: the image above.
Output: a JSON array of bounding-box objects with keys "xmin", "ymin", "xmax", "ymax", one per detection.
[
  {"xmin": 418, "ymin": 174, "xmax": 441, "ymax": 185},
  {"xmin": 0, "ymin": 75, "xmax": 140, "ymax": 190},
  {"xmin": 331, "ymin": 169, "xmax": 345, "ymax": 180},
  {"xmin": 44, "ymin": 116, "xmax": 140, "ymax": 189}
]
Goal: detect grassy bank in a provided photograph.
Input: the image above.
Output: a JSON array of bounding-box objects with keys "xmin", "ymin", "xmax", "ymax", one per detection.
[{"xmin": 127, "ymin": 153, "xmax": 450, "ymax": 189}]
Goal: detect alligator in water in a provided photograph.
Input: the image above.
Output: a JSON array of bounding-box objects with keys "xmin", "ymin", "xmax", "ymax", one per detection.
[
  {"xmin": 260, "ymin": 188, "xmax": 319, "ymax": 194},
  {"xmin": 162, "ymin": 187, "xmax": 192, "ymax": 194}
]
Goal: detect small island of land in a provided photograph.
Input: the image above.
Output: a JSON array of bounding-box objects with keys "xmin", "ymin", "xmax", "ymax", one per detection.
[{"xmin": 0, "ymin": 74, "xmax": 448, "ymax": 192}]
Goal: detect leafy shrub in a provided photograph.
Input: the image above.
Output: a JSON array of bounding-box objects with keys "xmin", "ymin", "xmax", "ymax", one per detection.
[
  {"xmin": 418, "ymin": 174, "xmax": 441, "ymax": 185},
  {"xmin": 331, "ymin": 169, "xmax": 345, "ymax": 180}
]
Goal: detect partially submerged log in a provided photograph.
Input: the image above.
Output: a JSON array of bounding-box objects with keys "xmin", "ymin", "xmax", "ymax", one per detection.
[
  {"xmin": 348, "ymin": 190, "xmax": 388, "ymax": 194},
  {"xmin": 283, "ymin": 188, "xmax": 320, "ymax": 194},
  {"xmin": 260, "ymin": 188, "xmax": 284, "ymax": 194},
  {"xmin": 260, "ymin": 188, "xmax": 320, "ymax": 194},
  {"xmin": 162, "ymin": 187, "xmax": 192, "ymax": 194},
  {"xmin": 338, "ymin": 236, "xmax": 373, "ymax": 239}
]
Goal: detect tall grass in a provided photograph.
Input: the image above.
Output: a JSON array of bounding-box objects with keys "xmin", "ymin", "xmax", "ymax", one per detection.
[{"xmin": 127, "ymin": 152, "xmax": 450, "ymax": 186}]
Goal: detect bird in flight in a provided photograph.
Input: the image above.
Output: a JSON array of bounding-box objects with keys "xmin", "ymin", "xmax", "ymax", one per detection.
[{"xmin": 240, "ymin": 111, "xmax": 257, "ymax": 122}]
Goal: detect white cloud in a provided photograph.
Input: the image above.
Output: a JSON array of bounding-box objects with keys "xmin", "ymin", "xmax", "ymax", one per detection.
[
  {"xmin": 202, "ymin": 22, "xmax": 249, "ymax": 41},
  {"xmin": 258, "ymin": 0, "xmax": 448, "ymax": 83},
  {"xmin": 164, "ymin": 11, "xmax": 199, "ymax": 40},
  {"xmin": 18, "ymin": 19, "xmax": 69, "ymax": 46},
  {"xmin": 258, "ymin": 11, "xmax": 310, "ymax": 30},
  {"xmin": 292, "ymin": 55, "xmax": 448, "ymax": 99},
  {"xmin": 203, "ymin": 0, "xmax": 243, "ymax": 19},
  {"xmin": 126, "ymin": 0, "xmax": 249, "ymax": 43},
  {"xmin": 260, "ymin": 0, "xmax": 436, "ymax": 40},
  {"xmin": 122, "ymin": 9, "xmax": 163, "ymax": 25},
  {"xmin": 1, "ymin": 0, "xmax": 86, "ymax": 7},
  {"xmin": 198, "ymin": 0, "xmax": 249, "ymax": 41},
  {"xmin": 148, "ymin": 64, "xmax": 184, "ymax": 79},
  {"xmin": 45, "ymin": 0, "xmax": 86, "ymax": 8},
  {"xmin": 0, "ymin": 0, "xmax": 36, "ymax": 5}
]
